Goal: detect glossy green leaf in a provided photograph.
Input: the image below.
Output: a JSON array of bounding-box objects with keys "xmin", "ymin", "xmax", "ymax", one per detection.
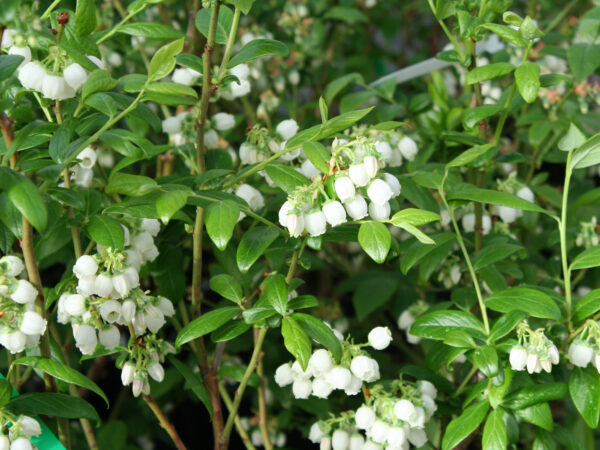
[
  {"xmin": 485, "ymin": 287, "xmax": 560, "ymax": 320},
  {"xmin": 488, "ymin": 310, "xmax": 527, "ymax": 342},
  {"xmin": 504, "ymin": 382, "xmax": 567, "ymax": 409},
  {"xmin": 558, "ymin": 123, "xmax": 586, "ymax": 152},
  {"xmin": 482, "ymin": 408, "xmax": 508, "ymax": 450},
  {"xmin": 148, "ymin": 38, "xmax": 185, "ymax": 82},
  {"xmin": 448, "ymin": 184, "xmax": 551, "ymax": 216},
  {"xmin": 209, "ymin": 273, "xmax": 243, "ymax": 303},
  {"xmin": 117, "ymin": 22, "xmax": 185, "ymax": 40},
  {"xmin": 478, "ymin": 23, "xmax": 528, "ymax": 47},
  {"xmin": 147, "ymin": 82, "xmax": 198, "ymax": 98},
  {"xmin": 390, "ymin": 208, "xmax": 440, "ymax": 227},
  {"xmin": 195, "ymin": 6, "xmax": 234, "ymax": 45},
  {"xmin": 515, "ymin": 62, "xmax": 540, "ymax": 103},
  {"xmin": 263, "ymin": 274, "xmax": 288, "ymax": 315},
  {"xmin": 236, "ymin": 226, "xmax": 279, "ymax": 272},
  {"xmin": 567, "ymin": 43, "xmax": 600, "ymax": 82},
  {"xmin": 0, "ymin": 168, "xmax": 47, "ymax": 232},
  {"xmin": 156, "ymin": 189, "xmax": 189, "ymax": 224},
  {"xmin": 228, "ymin": 39, "xmax": 288, "ymax": 68},
  {"xmin": 175, "ymin": 306, "xmax": 241, "ymax": 346},
  {"xmin": 573, "ymin": 289, "xmax": 600, "ymax": 323},
  {"xmin": 293, "ymin": 313, "xmax": 342, "ymax": 362},
  {"xmin": 358, "ymin": 221, "xmax": 391, "ymax": 263},
  {"xmin": 75, "ymin": 0, "xmax": 97, "ymax": 36},
  {"xmin": 442, "ymin": 400, "xmax": 489, "ymax": 450},
  {"xmin": 569, "ymin": 366, "xmax": 600, "ymax": 428},
  {"xmin": 463, "ymin": 106, "xmax": 501, "ymax": 129},
  {"xmin": 6, "ymin": 393, "xmax": 99, "ymax": 421},
  {"xmin": 86, "ymin": 215, "xmax": 124, "ymax": 249},
  {"xmin": 571, "ymin": 246, "xmax": 600, "ymax": 270},
  {"xmin": 466, "ymin": 63, "xmax": 515, "ymax": 85},
  {"xmin": 81, "ymin": 70, "xmax": 118, "ymax": 102},
  {"xmin": 516, "ymin": 403, "xmax": 553, "ymax": 431},
  {"xmin": 474, "ymin": 345, "xmax": 499, "ymax": 377},
  {"xmin": 106, "ymin": 173, "xmax": 158, "ymax": 197},
  {"xmin": 281, "ymin": 316, "xmax": 312, "ymax": 371},
  {"xmin": 264, "ymin": 163, "xmax": 310, "ymax": 194},
  {"xmin": 204, "ymin": 200, "xmax": 239, "ymax": 251},
  {"xmin": 302, "ymin": 141, "xmax": 329, "ymax": 174},
  {"xmin": 572, "ymin": 132, "xmax": 600, "ymax": 170},
  {"xmin": 411, "ymin": 310, "xmax": 486, "ymax": 340},
  {"xmin": 472, "ymin": 243, "xmax": 522, "ymax": 271}
]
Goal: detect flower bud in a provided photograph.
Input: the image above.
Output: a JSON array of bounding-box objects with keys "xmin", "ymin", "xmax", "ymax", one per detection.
[
  {"xmin": 363, "ymin": 155, "xmax": 379, "ymax": 179},
  {"xmin": 76, "ymin": 146, "xmax": 97, "ymax": 169},
  {"xmin": 309, "ymin": 422, "xmax": 325, "ymax": 444},
  {"xmin": 368, "ymin": 201, "xmax": 390, "ymax": 221},
  {"xmin": 569, "ymin": 341, "xmax": 593, "ymax": 367},
  {"xmin": 278, "ymin": 200, "xmax": 291, "ymax": 227},
  {"xmin": 332, "ymin": 430, "xmax": 350, "ymax": 450},
  {"xmin": 63, "ymin": 62, "xmax": 87, "ymax": 91},
  {"xmin": 349, "ymin": 163, "xmax": 370, "ymax": 187},
  {"xmin": 370, "ymin": 420, "xmax": 389, "ymax": 444},
  {"xmin": 368, "ymin": 326, "xmax": 392, "ymax": 350},
  {"xmin": 98, "ymin": 326, "xmax": 120, "ymax": 350},
  {"xmin": 0, "ymin": 255, "xmax": 24, "ymax": 277},
  {"xmin": 77, "ymin": 275, "xmax": 96, "ymax": 297},
  {"xmin": 274, "ymin": 363, "xmax": 294, "ymax": 387},
  {"xmin": 309, "ymin": 349, "xmax": 333, "ymax": 375},
  {"xmin": 145, "ymin": 305, "xmax": 165, "ymax": 333},
  {"xmin": 213, "ymin": 112, "xmax": 235, "ymax": 131},
  {"xmin": 526, "ymin": 352, "xmax": 539, "ymax": 374},
  {"xmin": 235, "ymin": 184, "xmax": 264, "ymax": 211},
  {"xmin": 64, "ymin": 294, "xmax": 86, "ymax": 317},
  {"xmin": 74, "ymin": 324, "xmax": 97, "ymax": 355},
  {"xmin": 4, "ymin": 331, "xmax": 26, "ymax": 354},
  {"xmin": 41, "ymin": 74, "xmax": 75, "ymax": 100},
  {"xmin": 408, "ymin": 428, "xmax": 427, "ymax": 447},
  {"xmin": 398, "ymin": 136, "xmax": 418, "ymax": 161},
  {"xmin": 9, "ymin": 438, "xmax": 32, "ymax": 450},
  {"xmin": 172, "ymin": 67, "xmax": 200, "ymax": 86},
  {"xmin": 9, "ymin": 45, "xmax": 31, "ymax": 67},
  {"xmin": 121, "ymin": 363, "xmax": 136, "ymax": 386},
  {"xmin": 292, "ymin": 378, "xmax": 312, "ymax": 399},
  {"xmin": 334, "ymin": 176, "xmax": 356, "ymax": 202},
  {"xmin": 322, "ymin": 201, "xmax": 347, "ymax": 227},
  {"xmin": 394, "ymin": 399, "xmax": 416, "ymax": 422},
  {"xmin": 74, "ymin": 255, "xmax": 98, "ymax": 278},
  {"xmin": 419, "ymin": 380, "xmax": 437, "ymax": 399},
  {"xmin": 141, "ymin": 218, "xmax": 161, "ymax": 237},
  {"xmin": 121, "ymin": 300, "xmax": 136, "ymax": 323},
  {"xmin": 157, "ymin": 297, "xmax": 175, "ymax": 317},
  {"xmin": 325, "ymin": 366, "xmax": 352, "ymax": 390},
  {"xmin": 496, "ymin": 205, "xmax": 520, "ymax": 224},
  {"xmin": 548, "ymin": 344, "xmax": 560, "ymax": 365},
  {"xmin": 10, "ymin": 280, "xmax": 37, "ymax": 304},
  {"xmin": 320, "ymin": 437, "xmax": 332, "ymax": 450},
  {"xmin": 509, "ymin": 346, "xmax": 527, "ymax": 371},
  {"xmin": 311, "ymin": 377, "xmax": 333, "ymax": 399},
  {"xmin": 517, "ymin": 186, "xmax": 535, "ymax": 203},
  {"xmin": 367, "ymin": 179, "xmax": 393, "ymax": 205},
  {"xmin": 94, "ymin": 273, "xmax": 113, "ymax": 298},
  {"xmin": 375, "ymin": 141, "xmax": 392, "ymax": 162},
  {"xmin": 132, "ymin": 231, "xmax": 154, "ymax": 252},
  {"xmin": 147, "ymin": 362, "xmax": 165, "ymax": 382},
  {"xmin": 20, "ymin": 416, "xmax": 42, "ymax": 437},
  {"xmin": 304, "ymin": 210, "xmax": 327, "ymax": 237},
  {"xmin": 132, "ymin": 379, "xmax": 144, "ymax": 397},
  {"xmin": 276, "ymin": 119, "xmax": 299, "ymax": 140},
  {"xmin": 300, "ymin": 159, "xmax": 320, "ymax": 179},
  {"xmin": 19, "ymin": 311, "xmax": 47, "ymax": 336},
  {"xmin": 287, "ymin": 213, "xmax": 304, "ymax": 237},
  {"xmin": 344, "ymin": 195, "xmax": 368, "ymax": 220},
  {"xmin": 124, "ymin": 266, "xmax": 140, "ymax": 290},
  {"xmin": 387, "ymin": 427, "xmax": 407, "ymax": 447},
  {"xmin": 112, "ymin": 274, "xmax": 130, "ymax": 298},
  {"xmin": 17, "ymin": 61, "xmax": 46, "ymax": 91},
  {"xmin": 397, "ymin": 310, "xmax": 415, "ymax": 330},
  {"xmin": 132, "ymin": 311, "xmax": 147, "ymax": 335},
  {"xmin": 349, "ymin": 434, "xmax": 364, "ymax": 450},
  {"xmin": 383, "ymin": 173, "xmax": 402, "ymax": 198},
  {"xmin": 162, "ymin": 115, "xmax": 184, "ymax": 134},
  {"xmin": 350, "ymin": 355, "xmax": 380, "ymax": 382},
  {"xmin": 344, "ymin": 375, "xmax": 362, "ymax": 396}
]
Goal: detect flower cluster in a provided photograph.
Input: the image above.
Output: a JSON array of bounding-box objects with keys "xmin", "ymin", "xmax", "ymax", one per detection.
[
  {"xmin": 239, "ymin": 417, "xmax": 287, "ymax": 448},
  {"xmin": 308, "ymin": 378, "xmax": 438, "ymax": 449},
  {"xmin": 120, "ymin": 334, "xmax": 175, "ymax": 397},
  {"xmin": 509, "ymin": 321, "xmax": 560, "ymax": 373},
  {"xmin": 0, "ymin": 413, "xmax": 42, "ymax": 450},
  {"xmin": 162, "ymin": 109, "xmax": 236, "ymax": 150},
  {"xmin": 0, "ymin": 256, "xmax": 47, "ymax": 354},
  {"xmin": 575, "ymin": 217, "xmax": 599, "ymax": 248},
  {"xmin": 493, "ymin": 174, "xmax": 535, "ymax": 224},
  {"xmin": 57, "ymin": 219, "xmax": 173, "ymax": 355},
  {"xmin": 278, "ymin": 137, "xmax": 403, "ymax": 237},
  {"xmin": 567, "ymin": 321, "xmax": 600, "ymax": 372},
  {"xmin": 238, "ymin": 118, "xmax": 300, "ymax": 167},
  {"xmin": 275, "ymin": 327, "xmax": 392, "ymax": 400}
]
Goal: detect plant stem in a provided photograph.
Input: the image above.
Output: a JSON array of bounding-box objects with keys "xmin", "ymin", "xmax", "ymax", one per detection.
[
  {"xmin": 218, "ymin": 383, "xmax": 257, "ymax": 450},
  {"xmin": 439, "ymin": 176, "xmax": 490, "ymax": 335},
  {"xmin": 560, "ymin": 150, "xmax": 574, "ymax": 331},
  {"xmin": 40, "ymin": 0, "xmax": 62, "ymax": 19},
  {"xmin": 220, "ymin": 327, "xmax": 268, "ymax": 447},
  {"xmin": 454, "ymin": 365, "xmax": 478, "ymax": 397},
  {"xmin": 217, "ymin": 7, "xmax": 241, "ymax": 80},
  {"xmin": 61, "ymin": 168, "xmax": 83, "ymax": 258},
  {"xmin": 96, "ymin": 8, "xmax": 143, "ymax": 44},
  {"xmin": 256, "ymin": 330, "xmax": 272, "ymax": 450},
  {"xmin": 427, "ymin": 0, "xmax": 465, "ymax": 60},
  {"xmin": 143, "ymin": 395, "xmax": 187, "ymax": 450}
]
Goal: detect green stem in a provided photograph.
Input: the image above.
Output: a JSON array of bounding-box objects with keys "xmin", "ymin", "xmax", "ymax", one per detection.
[
  {"xmin": 439, "ymin": 174, "xmax": 490, "ymax": 335},
  {"xmin": 427, "ymin": 0, "xmax": 465, "ymax": 60},
  {"xmin": 218, "ymin": 383, "xmax": 257, "ymax": 450},
  {"xmin": 96, "ymin": 8, "xmax": 142, "ymax": 44},
  {"xmin": 40, "ymin": 0, "xmax": 62, "ymax": 19},
  {"xmin": 560, "ymin": 150, "xmax": 574, "ymax": 331},
  {"xmin": 454, "ymin": 365, "xmax": 478, "ymax": 397},
  {"xmin": 217, "ymin": 7, "xmax": 241, "ymax": 81}
]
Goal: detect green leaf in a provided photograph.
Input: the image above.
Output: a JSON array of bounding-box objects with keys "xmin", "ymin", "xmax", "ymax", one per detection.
[
  {"xmin": 75, "ymin": 0, "xmax": 97, "ymax": 36},
  {"xmin": 390, "ymin": 208, "xmax": 440, "ymax": 227},
  {"xmin": 442, "ymin": 400, "xmax": 490, "ymax": 450},
  {"xmin": 485, "ymin": 287, "xmax": 561, "ymax": 320},
  {"xmin": 358, "ymin": 221, "xmax": 391, "ymax": 263},
  {"xmin": 478, "ymin": 23, "xmax": 528, "ymax": 47},
  {"xmin": 281, "ymin": 317, "xmax": 312, "ymax": 370},
  {"xmin": 204, "ymin": 200, "xmax": 239, "ymax": 251},
  {"xmin": 401, "ymin": 231, "xmax": 455, "ymax": 274},
  {"xmin": 209, "ymin": 274, "xmax": 243, "ymax": 303},
  {"xmin": 228, "ymin": 39, "xmax": 288, "ymax": 68},
  {"xmin": 242, "ymin": 306, "xmax": 277, "ymax": 324},
  {"xmin": 49, "ymin": 125, "xmax": 72, "ymax": 163},
  {"xmin": 573, "ymin": 289, "xmax": 600, "ymax": 323},
  {"xmin": 443, "ymin": 330, "xmax": 476, "ymax": 348},
  {"xmin": 302, "ymin": 141, "xmax": 329, "ymax": 174},
  {"xmin": 148, "ymin": 38, "xmax": 185, "ymax": 82},
  {"xmin": 175, "ymin": 306, "xmax": 241, "ymax": 346},
  {"xmin": 0, "ymin": 55, "xmax": 24, "ymax": 81},
  {"xmin": 488, "ymin": 310, "xmax": 527, "ymax": 342},
  {"xmin": 474, "ymin": 346, "xmax": 499, "ymax": 377},
  {"xmin": 264, "ymin": 163, "xmax": 310, "ymax": 194},
  {"xmin": 571, "ymin": 246, "xmax": 600, "ymax": 270},
  {"xmin": 323, "ymin": 6, "xmax": 368, "ymax": 23},
  {"xmin": 211, "ymin": 319, "xmax": 251, "ymax": 342},
  {"xmin": 463, "ymin": 106, "xmax": 502, "ymax": 129},
  {"xmin": 85, "ymin": 92, "xmax": 118, "ymax": 117},
  {"xmin": 568, "ymin": 43, "xmax": 600, "ymax": 83},
  {"xmin": 324, "ymin": 72, "xmax": 364, "ymax": 104},
  {"xmin": 175, "ymin": 54, "xmax": 204, "ymax": 74},
  {"xmin": 319, "ymin": 97, "xmax": 328, "ymax": 123},
  {"xmin": 394, "ymin": 222, "xmax": 435, "ymax": 245},
  {"xmin": 106, "ymin": 173, "xmax": 158, "ymax": 197},
  {"xmin": 447, "ymin": 184, "xmax": 551, "ymax": 216},
  {"xmin": 117, "ymin": 22, "xmax": 185, "ymax": 40},
  {"xmin": 293, "ymin": 313, "xmax": 342, "ymax": 362},
  {"xmin": 466, "ymin": 63, "xmax": 515, "ymax": 85},
  {"xmin": 572, "ymin": 132, "xmax": 600, "ymax": 170},
  {"xmin": 263, "ymin": 274, "xmax": 288, "ymax": 315},
  {"xmin": 86, "ymin": 214, "xmax": 125, "ymax": 249},
  {"xmin": 236, "ymin": 226, "xmax": 279, "ymax": 272},
  {"xmin": 6, "ymin": 393, "xmax": 99, "ymax": 421},
  {"xmin": 288, "ymin": 295, "xmax": 319, "ymax": 310},
  {"xmin": 0, "ymin": 168, "xmax": 47, "ymax": 232},
  {"xmin": 168, "ymin": 356, "xmax": 212, "ymax": 418},
  {"xmin": 411, "ymin": 310, "xmax": 486, "ymax": 340},
  {"xmin": 472, "ymin": 243, "xmax": 522, "ymax": 271},
  {"xmin": 516, "ymin": 403, "xmax": 553, "ymax": 431},
  {"xmin": 483, "ymin": 409, "xmax": 508, "ymax": 450},
  {"xmin": 81, "ymin": 70, "xmax": 118, "ymax": 102},
  {"xmin": 225, "ymin": 0, "xmax": 255, "ymax": 14},
  {"xmin": 0, "ymin": 379, "xmax": 11, "ymax": 407},
  {"xmin": 318, "ymin": 108, "xmax": 373, "ymax": 139},
  {"xmin": 12, "ymin": 356, "xmax": 108, "ymax": 406},
  {"xmin": 504, "ymin": 383, "xmax": 567, "ymax": 409},
  {"xmin": 156, "ymin": 189, "xmax": 189, "ymax": 224},
  {"xmin": 569, "ymin": 366, "xmax": 600, "ymax": 428},
  {"xmin": 147, "ymin": 82, "xmax": 198, "ymax": 98},
  {"xmin": 515, "ymin": 62, "xmax": 540, "ymax": 103},
  {"xmin": 119, "ymin": 73, "xmax": 149, "ymax": 93},
  {"xmin": 558, "ymin": 123, "xmax": 586, "ymax": 151},
  {"xmin": 195, "ymin": 6, "xmax": 234, "ymax": 45}
]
